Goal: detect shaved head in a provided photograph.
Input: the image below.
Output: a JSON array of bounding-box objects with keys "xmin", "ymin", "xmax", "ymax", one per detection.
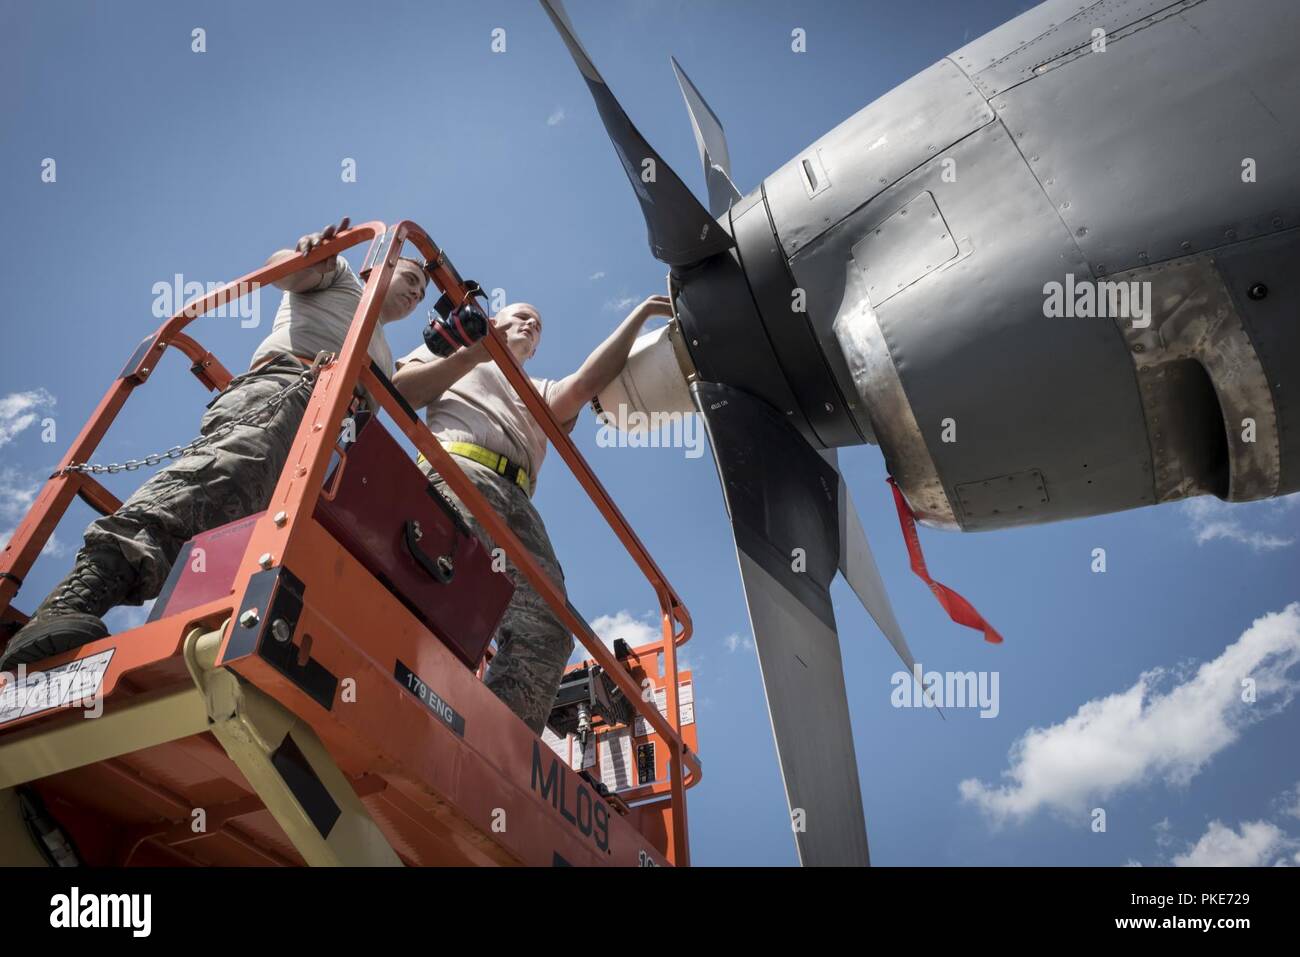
[{"xmin": 494, "ymin": 302, "xmax": 543, "ymax": 361}]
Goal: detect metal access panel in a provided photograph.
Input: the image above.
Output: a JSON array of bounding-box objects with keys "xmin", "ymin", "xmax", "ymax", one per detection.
[
  {"xmin": 951, "ymin": 0, "xmax": 1205, "ymax": 99},
  {"xmin": 851, "ymin": 191, "xmax": 960, "ymax": 306},
  {"xmin": 764, "ymin": 57, "xmax": 994, "ymax": 258},
  {"xmin": 993, "ymin": 0, "xmax": 1300, "ymax": 275},
  {"xmin": 955, "ymin": 469, "xmax": 1050, "ymax": 522}
]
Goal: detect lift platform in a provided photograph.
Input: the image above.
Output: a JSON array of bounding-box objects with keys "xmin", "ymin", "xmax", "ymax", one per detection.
[{"xmin": 0, "ymin": 220, "xmax": 700, "ymax": 866}]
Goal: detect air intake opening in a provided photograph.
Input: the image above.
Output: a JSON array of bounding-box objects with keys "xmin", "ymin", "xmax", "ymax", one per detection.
[{"xmin": 1154, "ymin": 359, "xmax": 1230, "ymax": 500}]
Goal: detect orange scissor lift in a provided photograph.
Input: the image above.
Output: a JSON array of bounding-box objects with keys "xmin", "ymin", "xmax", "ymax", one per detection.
[{"xmin": 0, "ymin": 221, "xmax": 700, "ymax": 867}]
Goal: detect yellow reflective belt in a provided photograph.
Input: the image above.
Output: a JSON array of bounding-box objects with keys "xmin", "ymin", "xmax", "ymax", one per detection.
[{"xmin": 417, "ymin": 441, "xmax": 531, "ymax": 495}]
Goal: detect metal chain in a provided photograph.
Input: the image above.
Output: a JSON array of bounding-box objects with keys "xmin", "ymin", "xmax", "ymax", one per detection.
[{"xmin": 55, "ymin": 364, "xmax": 322, "ymax": 477}]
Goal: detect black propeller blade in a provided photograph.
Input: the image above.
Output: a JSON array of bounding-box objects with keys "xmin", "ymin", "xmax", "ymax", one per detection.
[
  {"xmin": 538, "ymin": 0, "xmax": 735, "ymax": 266},
  {"xmin": 692, "ymin": 381, "xmax": 919, "ymax": 866}
]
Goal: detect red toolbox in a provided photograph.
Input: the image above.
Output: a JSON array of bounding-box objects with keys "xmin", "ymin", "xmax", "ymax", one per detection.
[{"xmin": 151, "ymin": 417, "xmax": 514, "ymax": 669}]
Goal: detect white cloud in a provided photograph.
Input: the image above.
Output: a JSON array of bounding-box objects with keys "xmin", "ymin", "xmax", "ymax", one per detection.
[
  {"xmin": 0, "ymin": 467, "xmax": 64, "ymax": 557},
  {"xmin": 546, "ymin": 107, "xmax": 566, "ymax": 127},
  {"xmin": 1182, "ymin": 496, "xmax": 1297, "ymax": 551},
  {"xmin": 1276, "ymin": 781, "xmax": 1300, "ymax": 820},
  {"xmin": 104, "ymin": 600, "xmax": 155, "ymax": 633},
  {"xmin": 1153, "ymin": 817, "xmax": 1175, "ymax": 849},
  {"xmin": 588, "ymin": 271, "xmax": 605, "ymax": 282},
  {"xmin": 0, "ymin": 468, "xmax": 40, "ymax": 522},
  {"xmin": 0, "ymin": 389, "xmax": 55, "ymax": 449},
  {"xmin": 1133, "ymin": 781, "xmax": 1300, "ymax": 866},
  {"xmin": 724, "ymin": 631, "xmax": 752, "ymax": 653},
  {"xmin": 590, "ymin": 609, "xmax": 661, "ymax": 649},
  {"xmin": 587, "ymin": 609, "xmax": 696, "ymax": 673},
  {"xmin": 960, "ymin": 604, "xmax": 1300, "ymax": 823},
  {"xmin": 0, "ymin": 527, "xmax": 65, "ymax": 558},
  {"xmin": 604, "ymin": 296, "xmax": 637, "ymax": 312},
  {"xmin": 1172, "ymin": 820, "xmax": 1291, "ymax": 867}
]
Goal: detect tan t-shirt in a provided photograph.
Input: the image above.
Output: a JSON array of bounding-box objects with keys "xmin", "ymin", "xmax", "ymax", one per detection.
[
  {"xmin": 251, "ymin": 259, "xmax": 395, "ymax": 376},
  {"xmin": 396, "ymin": 344, "xmax": 572, "ymax": 493}
]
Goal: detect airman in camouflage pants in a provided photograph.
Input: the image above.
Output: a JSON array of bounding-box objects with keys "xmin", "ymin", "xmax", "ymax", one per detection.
[
  {"xmin": 422, "ymin": 457, "xmax": 574, "ymax": 736},
  {"xmin": 90, "ymin": 357, "xmax": 314, "ymax": 603},
  {"xmin": 0, "ymin": 358, "xmax": 315, "ymax": 670},
  {"xmin": 0, "ymin": 217, "xmax": 429, "ymax": 672}
]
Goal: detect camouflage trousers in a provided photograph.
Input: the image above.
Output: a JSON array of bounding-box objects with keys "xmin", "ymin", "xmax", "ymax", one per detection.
[
  {"xmin": 80, "ymin": 355, "xmax": 312, "ymax": 606},
  {"xmin": 422, "ymin": 456, "xmax": 574, "ymax": 736}
]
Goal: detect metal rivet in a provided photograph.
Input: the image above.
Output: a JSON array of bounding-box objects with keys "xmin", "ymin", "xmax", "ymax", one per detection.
[
  {"xmin": 411, "ymin": 520, "xmax": 423, "ymax": 541},
  {"xmin": 239, "ymin": 609, "xmax": 260, "ymax": 628},
  {"xmin": 258, "ymin": 552, "xmax": 273, "ymax": 569},
  {"xmin": 273, "ymin": 511, "xmax": 288, "ymax": 527},
  {"xmin": 270, "ymin": 618, "xmax": 293, "ymax": 644},
  {"xmin": 1247, "ymin": 283, "xmax": 1268, "ymax": 300},
  {"xmin": 823, "ymin": 402, "xmax": 833, "ymax": 413},
  {"xmin": 1133, "ymin": 343, "xmax": 1145, "ymax": 353}
]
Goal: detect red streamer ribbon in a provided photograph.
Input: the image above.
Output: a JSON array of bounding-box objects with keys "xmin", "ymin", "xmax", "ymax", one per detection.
[{"xmin": 887, "ymin": 476, "xmax": 1003, "ymax": 645}]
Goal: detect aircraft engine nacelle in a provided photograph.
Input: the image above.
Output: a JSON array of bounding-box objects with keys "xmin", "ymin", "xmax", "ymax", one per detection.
[{"xmin": 716, "ymin": 0, "xmax": 1300, "ymax": 530}]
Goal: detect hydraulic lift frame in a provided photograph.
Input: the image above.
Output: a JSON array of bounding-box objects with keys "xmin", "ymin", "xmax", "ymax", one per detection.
[{"xmin": 0, "ymin": 220, "xmax": 701, "ymax": 866}]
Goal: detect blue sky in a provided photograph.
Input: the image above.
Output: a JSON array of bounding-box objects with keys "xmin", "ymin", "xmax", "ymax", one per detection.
[{"xmin": 2, "ymin": 0, "xmax": 1297, "ymax": 866}]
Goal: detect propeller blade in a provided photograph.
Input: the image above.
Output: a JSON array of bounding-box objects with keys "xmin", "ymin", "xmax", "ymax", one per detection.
[
  {"xmin": 820, "ymin": 449, "xmax": 917, "ymax": 674},
  {"xmin": 692, "ymin": 380, "xmax": 870, "ymax": 866},
  {"xmin": 538, "ymin": 0, "xmax": 734, "ymax": 266},
  {"xmin": 670, "ymin": 56, "xmax": 742, "ymax": 218}
]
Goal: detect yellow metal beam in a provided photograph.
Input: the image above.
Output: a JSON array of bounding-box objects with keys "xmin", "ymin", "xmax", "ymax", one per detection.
[
  {"xmin": 184, "ymin": 625, "xmax": 403, "ymax": 867},
  {"xmin": 0, "ymin": 684, "xmax": 208, "ymax": 790}
]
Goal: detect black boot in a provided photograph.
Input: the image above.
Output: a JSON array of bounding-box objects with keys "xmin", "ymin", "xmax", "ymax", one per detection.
[{"xmin": 0, "ymin": 546, "xmax": 137, "ymax": 671}]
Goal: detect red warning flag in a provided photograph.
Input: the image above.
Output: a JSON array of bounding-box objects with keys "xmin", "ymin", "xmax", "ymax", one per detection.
[{"xmin": 887, "ymin": 476, "xmax": 1004, "ymax": 645}]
